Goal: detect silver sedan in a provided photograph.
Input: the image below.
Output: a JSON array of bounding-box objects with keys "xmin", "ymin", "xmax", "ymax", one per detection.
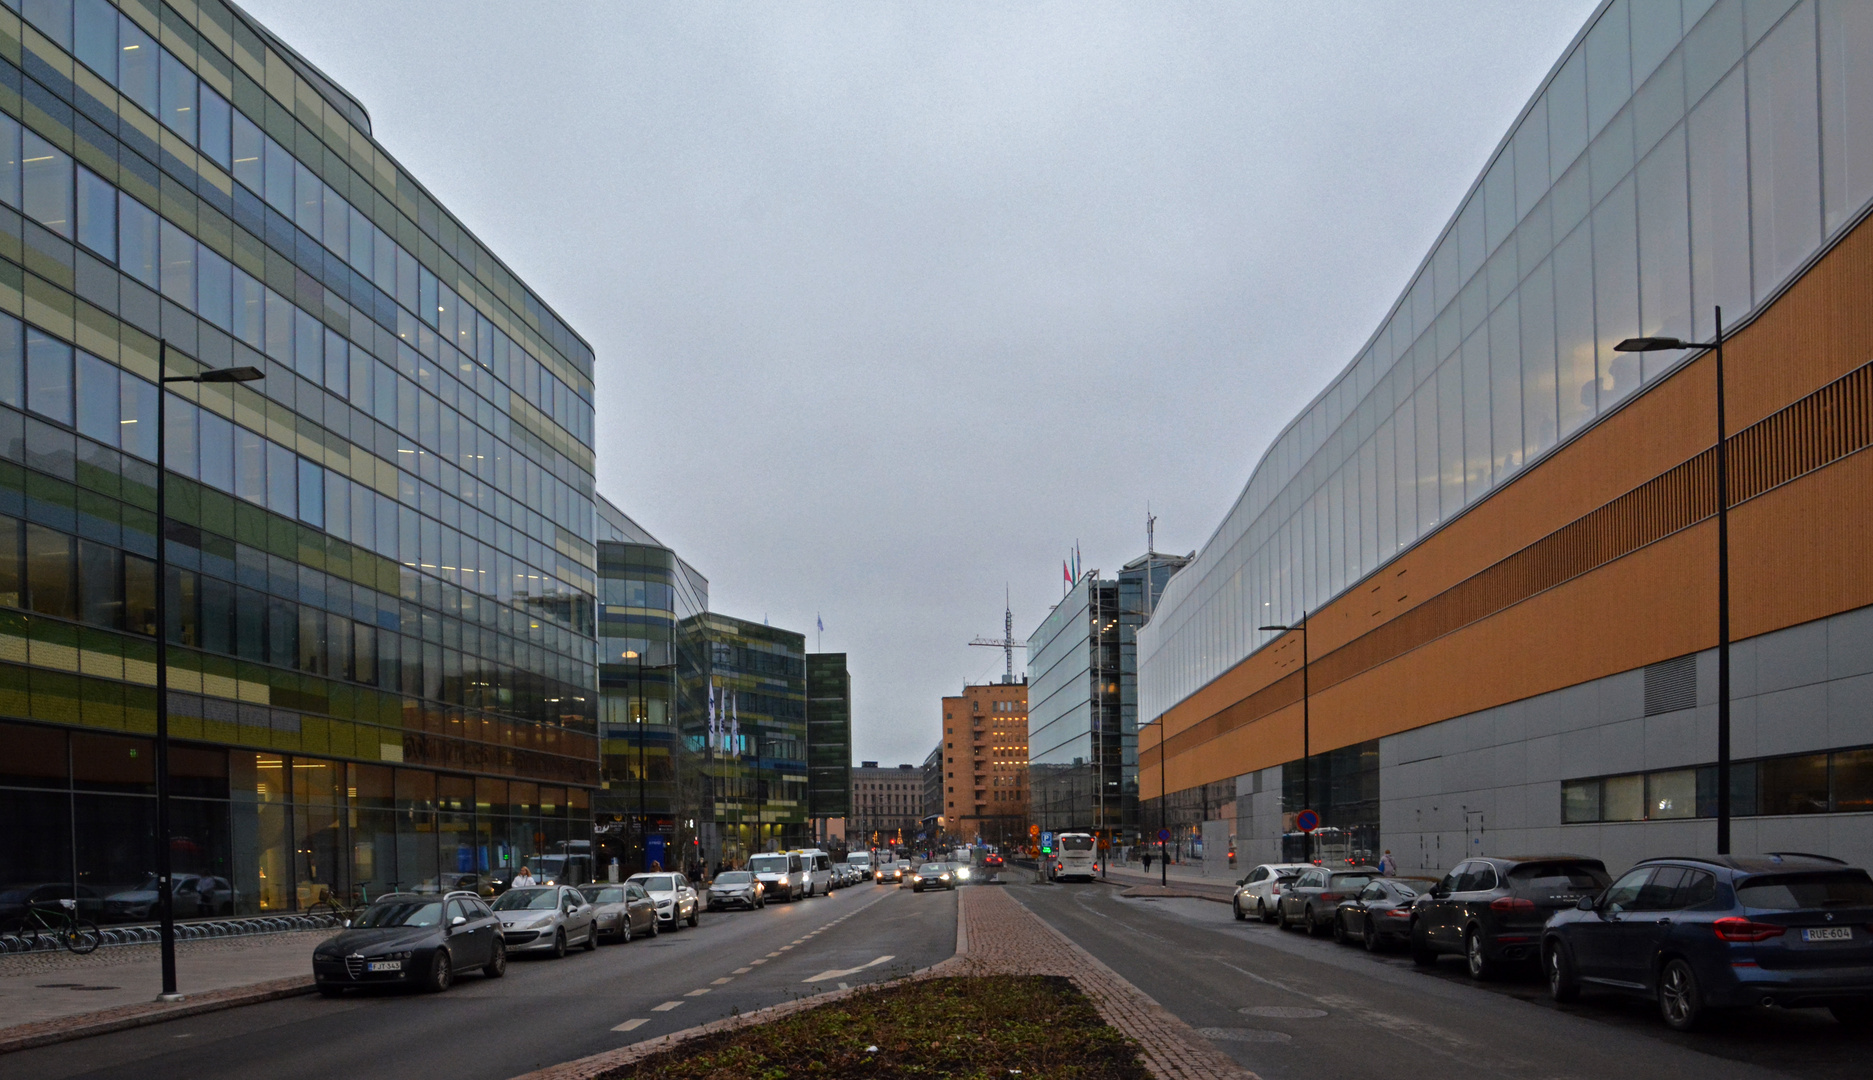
[
  {"xmin": 578, "ymin": 882, "xmax": 659, "ymax": 942},
  {"xmin": 490, "ymin": 885, "xmax": 597, "ymax": 957}
]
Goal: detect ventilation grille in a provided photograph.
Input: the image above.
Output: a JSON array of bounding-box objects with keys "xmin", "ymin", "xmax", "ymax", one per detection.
[{"xmin": 1644, "ymin": 655, "xmax": 1699, "ymax": 716}]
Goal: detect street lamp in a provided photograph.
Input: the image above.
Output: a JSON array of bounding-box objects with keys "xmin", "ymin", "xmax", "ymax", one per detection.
[
  {"xmin": 1259, "ymin": 614, "xmax": 1310, "ymax": 863},
  {"xmin": 1615, "ymin": 306, "xmax": 1733, "ymax": 854},
  {"xmin": 154, "ymin": 345, "xmax": 263, "ymax": 1001}
]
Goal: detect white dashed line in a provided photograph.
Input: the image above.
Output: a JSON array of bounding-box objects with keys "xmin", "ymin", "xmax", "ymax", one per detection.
[
  {"xmin": 612, "ymin": 1018, "xmax": 648, "ymax": 1032},
  {"xmin": 651, "ymin": 1001, "xmax": 683, "ymax": 1012},
  {"xmin": 732, "ymin": 967, "xmax": 752, "ymax": 974},
  {"xmin": 711, "ymin": 977, "xmax": 732, "ymax": 985},
  {"xmin": 685, "ymin": 988, "xmax": 711, "ymax": 997}
]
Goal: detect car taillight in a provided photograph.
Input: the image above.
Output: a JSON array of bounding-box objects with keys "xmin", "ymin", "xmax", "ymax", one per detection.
[
  {"xmin": 1714, "ymin": 918, "xmax": 1786, "ymax": 942},
  {"xmin": 1489, "ymin": 897, "xmax": 1536, "ymax": 912},
  {"xmin": 1384, "ymin": 909, "xmax": 1411, "ymax": 918},
  {"xmin": 1271, "ymin": 884, "xmax": 1281, "ymax": 895},
  {"xmin": 1055, "ymin": 863, "xmax": 1063, "ymax": 872},
  {"xmin": 1319, "ymin": 893, "xmax": 1342, "ymax": 903}
]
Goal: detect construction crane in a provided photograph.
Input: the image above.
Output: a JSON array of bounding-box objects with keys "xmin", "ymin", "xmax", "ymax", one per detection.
[{"xmin": 969, "ymin": 591, "xmax": 1021, "ymax": 685}]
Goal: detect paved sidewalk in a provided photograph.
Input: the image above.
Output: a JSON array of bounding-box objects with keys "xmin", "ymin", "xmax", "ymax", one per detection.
[
  {"xmin": 514, "ymin": 884, "xmax": 1257, "ymax": 1080},
  {"xmin": 1095, "ymin": 864, "xmax": 1239, "ymax": 903},
  {"xmin": 0, "ymin": 929, "xmax": 331, "ymax": 1052}
]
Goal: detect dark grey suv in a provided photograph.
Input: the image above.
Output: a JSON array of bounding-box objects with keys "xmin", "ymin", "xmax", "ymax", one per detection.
[
  {"xmin": 1411, "ymin": 855, "xmax": 1610, "ymax": 979},
  {"xmin": 313, "ymin": 891, "xmax": 506, "ymax": 994}
]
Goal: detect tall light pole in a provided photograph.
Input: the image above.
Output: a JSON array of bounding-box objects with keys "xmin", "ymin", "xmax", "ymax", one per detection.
[
  {"xmin": 154, "ymin": 346, "xmax": 263, "ymax": 1001},
  {"xmin": 1259, "ymin": 614, "xmax": 1310, "ymax": 862},
  {"xmin": 624, "ymin": 649, "xmax": 646, "ymax": 872},
  {"xmin": 1616, "ymin": 307, "xmax": 1733, "ymax": 853}
]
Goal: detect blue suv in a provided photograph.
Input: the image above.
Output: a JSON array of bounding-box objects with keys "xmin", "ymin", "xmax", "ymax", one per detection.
[{"xmin": 1541, "ymin": 854, "xmax": 1873, "ymax": 1031}]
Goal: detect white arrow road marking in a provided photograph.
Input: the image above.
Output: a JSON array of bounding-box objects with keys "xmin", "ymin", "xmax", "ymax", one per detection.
[
  {"xmin": 803, "ymin": 955, "xmax": 896, "ymax": 983},
  {"xmin": 612, "ymin": 1019, "xmax": 648, "ymax": 1032}
]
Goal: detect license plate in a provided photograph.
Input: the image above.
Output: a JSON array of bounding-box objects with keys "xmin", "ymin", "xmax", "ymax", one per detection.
[
  {"xmin": 1803, "ymin": 927, "xmax": 1852, "ymax": 943},
  {"xmin": 366, "ymin": 960, "xmax": 403, "ymax": 972}
]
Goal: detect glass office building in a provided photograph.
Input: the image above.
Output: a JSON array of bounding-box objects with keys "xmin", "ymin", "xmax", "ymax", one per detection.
[
  {"xmin": 0, "ymin": 0, "xmax": 597, "ymax": 917},
  {"xmin": 594, "ymin": 498, "xmax": 708, "ymax": 874},
  {"xmin": 696, "ymin": 613, "xmax": 807, "ymax": 863},
  {"xmin": 804, "ymin": 650, "xmax": 850, "ymax": 837}
]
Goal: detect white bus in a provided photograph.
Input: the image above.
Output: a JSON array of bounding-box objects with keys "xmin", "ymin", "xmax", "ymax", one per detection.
[{"xmin": 1053, "ymin": 833, "xmax": 1097, "ymax": 882}]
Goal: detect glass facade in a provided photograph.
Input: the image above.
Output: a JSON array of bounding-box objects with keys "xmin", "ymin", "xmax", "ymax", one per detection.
[
  {"xmin": 0, "ymin": 0, "xmax": 597, "ymax": 918},
  {"xmin": 805, "ymin": 651, "xmax": 850, "ymax": 825},
  {"xmin": 1139, "ymin": 0, "xmax": 1873, "ymax": 724},
  {"xmin": 692, "ymin": 614, "xmax": 807, "ymax": 864},
  {"xmin": 593, "ymin": 498, "xmax": 708, "ymax": 875}
]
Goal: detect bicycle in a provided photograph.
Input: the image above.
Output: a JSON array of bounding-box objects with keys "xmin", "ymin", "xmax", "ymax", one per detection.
[
  {"xmin": 1, "ymin": 899, "xmax": 102, "ymax": 954},
  {"xmin": 305, "ymin": 885, "xmax": 369, "ymax": 925}
]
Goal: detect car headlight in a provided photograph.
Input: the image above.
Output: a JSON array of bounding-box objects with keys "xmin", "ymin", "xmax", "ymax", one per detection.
[
  {"xmin": 372, "ymin": 949, "xmax": 414, "ymax": 961},
  {"xmin": 954, "ymin": 868, "xmax": 970, "ymax": 880},
  {"xmin": 527, "ymin": 914, "xmax": 557, "ymax": 929}
]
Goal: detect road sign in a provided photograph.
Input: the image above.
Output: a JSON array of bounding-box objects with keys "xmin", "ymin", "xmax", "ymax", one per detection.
[
  {"xmin": 1041, "ymin": 832, "xmax": 1053, "ymax": 845},
  {"xmin": 1295, "ymin": 808, "xmax": 1320, "ymax": 833},
  {"xmin": 1029, "ymin": 824, "xmax": 1040, "ymax": 837},
  {"xmin": 1157, "ymin": 828, "xmax": 1170, "ymax": 843}
]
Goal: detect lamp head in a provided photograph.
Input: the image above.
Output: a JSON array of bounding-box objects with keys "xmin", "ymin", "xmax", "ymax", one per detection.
[
  {"xmin": 1257, "ymin": 625, "xmax": 1289, "ymax": 632},
  {"xmin": 196, "ymin": 366, "xmax": 266, "ymax": 383},
  {"xmin": 1614, "ymin": 336, "xmax": 1686, "ymax": 353}
]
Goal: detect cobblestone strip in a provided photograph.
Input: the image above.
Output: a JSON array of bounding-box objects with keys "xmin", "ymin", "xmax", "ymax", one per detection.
[
  {"xmin": 963, "ymin": 886, "xmax": 1262, "ymax": 1080},
  {"xmin": 0, "ymin": 975, "xmax": 316, "ymax": 1054}
]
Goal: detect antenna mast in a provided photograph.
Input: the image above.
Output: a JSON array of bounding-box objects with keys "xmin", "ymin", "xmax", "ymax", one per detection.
[{"xmin": 968, "ymin": 589, "xmax": 1020, "ymax": 684}]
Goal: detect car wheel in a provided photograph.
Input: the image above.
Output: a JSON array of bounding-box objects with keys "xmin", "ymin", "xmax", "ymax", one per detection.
[
  {"xmin": 1410, "ymin": 925, "xmax": 1438, "ymax": 967},
  {"xmin": 649, "ymin": 918, "xmax": 660, "ymax": 938},
  {"xmin": 425, "ymin": 949, "xmax": 454, "ymax": 993},
  {"xmin": 483, "ymin": 938, "xmax": 507, "ymax": 978},
  {"xmin": 687, "ymin": 908, "xmax": 699, "ymax": 927},
  {"xmin": 1258, "ymin": 899, "xmax": 1276, "ymax": 925},
  {"xmin": 1233, "ymin": 899, "xmax": 1246, "ymax": 922},
  {"xmin": 621, "ymin": 920, "xmax": 633, "ymax": 944},
  {"xmin": 1658, "ymin": 958, "xmax": 1706, "ymax": 1031},
  {"xmin": 551, "ymin": 928, "xmax": 568, "ymax": 959},
  {"xmin": 1362, "ymin": 920, "xmax": 1381, "ymax": 953},
  {"xmin": 583, "ymin": 924, "xmax": 597, "ymax": 951},
  {"xmin": 1545, "ymin": 941, "xmax": 1578, "ymax": 1003},
  {"xmin": 1332, "ymin": 914, "xmax": 1349, "ymax": 945},
  {"xmin": 1304, "ymin": 906, "xmax": 1321, "ymax": 937},
  {"xmin": 1465, "ymin": 928, "xmax": 1497, "ymax": 981}
]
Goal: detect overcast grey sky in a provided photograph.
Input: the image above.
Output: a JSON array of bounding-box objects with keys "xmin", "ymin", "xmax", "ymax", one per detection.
[{"xmin": 244, "ymin": 1, "xmax": 1598, "ymax": 767}]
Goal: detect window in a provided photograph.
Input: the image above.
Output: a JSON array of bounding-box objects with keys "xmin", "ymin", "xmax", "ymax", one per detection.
[{"xmin": 1601, "ymin": 868, "xmax": 1651, "ymax": 912}]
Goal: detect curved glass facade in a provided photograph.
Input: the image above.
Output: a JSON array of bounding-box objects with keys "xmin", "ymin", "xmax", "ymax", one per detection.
[{"xmin": 1139, "ymin": 0, "xmax": 1873, "ymax": 724}]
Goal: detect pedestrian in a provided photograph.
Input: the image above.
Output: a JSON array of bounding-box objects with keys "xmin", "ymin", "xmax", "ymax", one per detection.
[
  {"xmin": 1142, "ymin": 850, "xmax": 1153, "ymax": 873},
  {"xmin": 1378, "ymin": 849, "xmax": 1397, "ymax": 876},
  {"xmin": 511, "ymin": 865, "xmax": 536, "ymax": 888}
]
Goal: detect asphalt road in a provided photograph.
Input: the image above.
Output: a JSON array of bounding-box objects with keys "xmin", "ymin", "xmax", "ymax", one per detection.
[
  {"xmin": 11, "ymin": 881, "xmax": 956, "ymax": 1080},
  {"xmin": 1014, "ymin": 879, "xmax": 1868, "ymax": 1080}
]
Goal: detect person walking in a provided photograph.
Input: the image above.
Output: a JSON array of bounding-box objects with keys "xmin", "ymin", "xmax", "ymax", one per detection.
[
  {"xmin": 1142, "ymin": 850, "xmax": 1154, "ymax": 874},
  {"xmin": 1378, "ymin": 849, "xmax": 1397, "ymax": 877},
  {"xmin": 511, "ymin": 865, "xmax": 536, "ymax": 888}
]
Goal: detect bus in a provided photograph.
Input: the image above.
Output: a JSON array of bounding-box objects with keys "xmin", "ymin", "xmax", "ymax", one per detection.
[{"xmin": 1053, "ymin": 832, "xmax": 1097, "ymax": 882}]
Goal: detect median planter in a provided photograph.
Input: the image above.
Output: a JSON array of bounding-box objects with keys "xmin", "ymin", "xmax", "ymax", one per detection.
[{"xmin": 599, "ymin": 974, "xmax": 1147, "ymax": 1080}]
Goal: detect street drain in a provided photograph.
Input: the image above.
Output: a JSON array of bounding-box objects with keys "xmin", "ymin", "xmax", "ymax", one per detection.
[
  {"xmin": 1238, "ymin": 1005, "xmax": 1327, "ymax": 1019},
  {"xmin": 1198, "ymin": 1027, "xmax": 1292, "ymax": 1043}
]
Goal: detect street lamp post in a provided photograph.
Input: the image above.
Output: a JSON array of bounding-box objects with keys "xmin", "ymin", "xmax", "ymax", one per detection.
[
  {"xmin": 1616, "ymin": 307, "xmax": 1733, "ymax": 854},
  {"xmin": 154, "ymin": 345, "xmax": 263, "ymax": 1001},
  {"xmin": 1259, "ymin": 614, "xmax": 1310, "ymax": 862}
]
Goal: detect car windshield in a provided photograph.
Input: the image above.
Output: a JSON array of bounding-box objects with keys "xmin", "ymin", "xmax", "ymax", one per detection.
[
  {"xmin": 492, "ymin": 888, "xmax": 560, "ymax": 911},
  {"xmin": 1509, "ymin": 863, "xmax": 1610, "ymax": 891},
  {"xmin": 633, "ymin": 875, "xmax": 677, "ymax": 893},
  {"xmin": 920, "ymin": 864, "xmax": 945, "ymax": 874},
  {"xmin": 1737, "ymin": 872, "xmax": 1873, "ymax": 910},
  {"xmin": 1328, "ymin": 874, "xmax": 1377, "ymax": 890},
  {"xmin": 715, "ymin": 872, "xmax": 753, "ymax": 885},
  {"xmin": 749, "ymin": 856, "xmax": 790, "ymax": 875},
  {"xmin": 580, "ymin": 887, "xmax": 627, "ymax": 903},
  {"xmin": 355, "ymin": 900, "xmax": 444, "ymax": 928}
]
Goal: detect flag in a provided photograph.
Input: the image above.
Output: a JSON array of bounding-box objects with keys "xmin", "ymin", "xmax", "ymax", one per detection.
[
  {"xmin": 707, "ymin": 684, "xmax": 718, "ymax": 747},
  {"xmin": 817, "ymin": 613, "xmax": 824, "ymax": 633},
  {"xmin": 1063, "ymin": 560, "xmax": 1071, "ymax": 586},
  {"xmin": 729, "ymin": 696, "xmax": 741, "ymax": 757}
]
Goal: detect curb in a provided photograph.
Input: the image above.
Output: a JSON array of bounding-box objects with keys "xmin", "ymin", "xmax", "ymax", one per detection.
[
  {"xmin": 0, "ymin": 977, "xmax": 317, "ymax": 1054},
  {"xmin": 1094, "ymin": 875, "xmax": 1236, "ymax": 904}
]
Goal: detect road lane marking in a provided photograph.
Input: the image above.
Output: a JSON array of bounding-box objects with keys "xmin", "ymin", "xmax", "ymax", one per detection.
[
  {"xmin": 612, "ymin": 1019, "xmax": 648, "ymax": 1032},
  {"xmin": 751, "ymin": 959, "xmax": 768, "ymax": 965},
  {"xmin": 766, "ymin": 951, "xmax": 781, "ymax": 957},
  {"xmin": 685, "ymin": 988, "xmax": 711, "ymax": 997},
  {"xmin": 733, "ymin": 967, "xmax": 752, "ymax": 974},
  {"xmin": 651, "ymin": 1001, "xmax": 683, "ymax": 1012},
  {"xmin": 779, "ymin": 945, "xmax": 794, "ymax": 951},
  {"xmin": 803, "ymin": 955, "xmax": 896, "ymax": 983},
  {"xmin": 711, "ymin": 977, "xmax": 732, "ymax": 985},
  {"xmin": 838, "ymin": 981, "xmax": 849, "ymax": 989}
]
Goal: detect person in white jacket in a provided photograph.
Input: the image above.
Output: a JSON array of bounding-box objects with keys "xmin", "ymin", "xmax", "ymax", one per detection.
[{"xmin": 511, "ymin": 866, "xmax": 536, "ymax": 888}]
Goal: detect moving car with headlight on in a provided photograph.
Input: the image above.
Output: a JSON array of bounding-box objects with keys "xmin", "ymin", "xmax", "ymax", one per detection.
[
  {"xmin": 491, "ymin": 885, "xmax": 597, "ymax": 957},
  {"xmin": 629, "ymin": 872, "xmax": 701, "ymax": 928},
  {"xmin": 313, "ymin": 891, "xmax": 505, "ymax": 995},
  {"xmin": 908, "ymin": 862, "xmax": 956, "ymax": 892},
  {"xmin": 578, "ymin": 882, "xmax": 658, "ymax": 942},
  {"xmin": 707, "ymin": 871, "xmax": 766, "ymax": 911},
  {"xmin": 1541, "ymin": 854, "xmax": 1873, "ymax": 1031},
  {"xmin": 749, "ymin": 852, "xmax": 806, "ymax": 902}
]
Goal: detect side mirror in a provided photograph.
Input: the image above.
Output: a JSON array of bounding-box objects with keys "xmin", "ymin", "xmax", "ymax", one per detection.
[
  {"xmin": 451, "ymin": 915, "xmax": 467, "ymax": 928},
  {"xmin": 1431, "ymin": 888, "xmax": 1449, "ymax": 899},
  {"xmin": 1576, "ymin": 896, "xmax": 1595, "ymax": 912}
]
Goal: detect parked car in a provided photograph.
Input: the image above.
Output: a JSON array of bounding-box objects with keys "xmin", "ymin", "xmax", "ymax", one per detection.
[
  {"xmin": 1542, "ymin": 854, "xmax": 1873, "ymax": 1031},
  {"xmin": 1232, "ymin": 863, "xmax": 1312, "ymax": 923},
  {"xmin": 748, "ymin": 852, "xmax": 806, "ymax": 901},
  {"xmin": 1332, "ymin": 877, "xmax": 1438, "ymax": 951},
  {"xmin": 1278, "ymin": 866, "xmax": 1382, "ymax": 934},
  {"xmin": 103, "ymin": 874, "xmax": 238, "ymax": 921},
  {"xmin": 1412, "ymin": 855, "xmax": 1610, "ymax": 979},
  {"xmin": 793, "ymin": 849, "xmax": 834, "ymax": 897},
  {"xmin": 629, "ymin": 872, "xmax": 701, "ymax": 928},
  {"xmin": 313, "ymin": 891, "xmax": 505, "ymax": 994},
  {"xmin": 908, "ymin": 862, "xmax": 956, "ymax": 892},
  {"xmin": 707, "ymin": 871, "xmax": 766, "ymax": 911},
  {"xmin": 578, "ymin": 882, "xmax": 658, "ymax": 943},
  {"xmin": 491, "ymin": 884, "xmax": 598, "ymax": 957}
]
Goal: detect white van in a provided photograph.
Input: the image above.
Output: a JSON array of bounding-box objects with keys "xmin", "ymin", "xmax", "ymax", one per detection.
[
  {"xmin": 792, "ymin": 849, "xmax": 833, "ymax": 897},
  {"xmin": 747, "ymin": 851, "xmax": 806, "ymax": 901},
  {"xmin": 844, "ymin": 851, "xmax": 874, "ymax": 882}
]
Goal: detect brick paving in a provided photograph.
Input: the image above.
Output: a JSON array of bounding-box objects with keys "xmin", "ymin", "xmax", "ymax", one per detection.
[{"xmin": 514, "ymin": 884, "xmax": 1258, "ymax": 1080}]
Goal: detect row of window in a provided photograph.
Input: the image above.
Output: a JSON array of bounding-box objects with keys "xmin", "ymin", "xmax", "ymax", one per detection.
[
  {"xmin": 1142, "ymin": 0, "xmax": 1873, "ymax": 718},
  {"xmin": 1561, "ymin": 745, "xmax": 1873, "ymax": 823},
  {"xmin": 13, "ymin": 0, "xmax": 592, "ymax": 424}
]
